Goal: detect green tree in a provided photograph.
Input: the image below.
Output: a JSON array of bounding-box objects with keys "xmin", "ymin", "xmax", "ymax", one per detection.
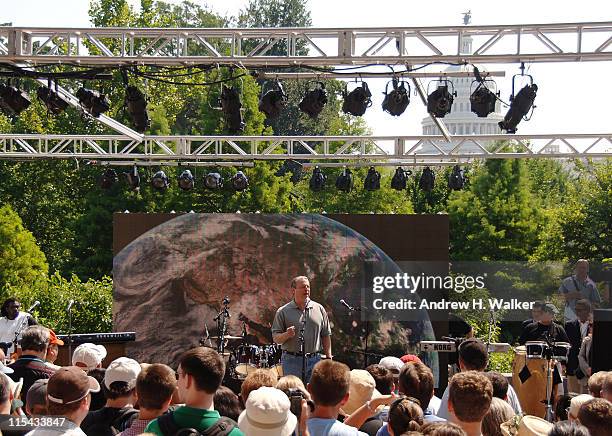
[{"xmin": 0, "ymin": 204, "xmax": 48, "ymax": 289}]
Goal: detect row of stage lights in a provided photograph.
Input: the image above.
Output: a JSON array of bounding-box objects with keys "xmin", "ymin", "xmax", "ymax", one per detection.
[
  {"xmin": 99, "ymin": 163, "xmax": 467, "ymax": 193},
  {"xmin": 0, "ymin": 67, "xmax": 537, "ymax": 134}
]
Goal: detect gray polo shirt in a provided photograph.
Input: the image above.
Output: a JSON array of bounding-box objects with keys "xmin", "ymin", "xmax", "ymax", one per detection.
[
  {"xmin": 558, "ymin": 275, "xmax": 601, "ymax": 322},
  {"xmin": 272, "ymin": 300, "xmax": 331, "ymax": 354}
]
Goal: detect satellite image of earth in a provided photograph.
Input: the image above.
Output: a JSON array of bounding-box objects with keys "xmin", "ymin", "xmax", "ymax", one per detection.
[{"xmin": 113, "ymin": 213, "xmax": 437, "ymax": 373}]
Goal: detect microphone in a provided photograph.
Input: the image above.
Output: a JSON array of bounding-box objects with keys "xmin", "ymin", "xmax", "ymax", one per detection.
[
  {"xmin": 27, "ymin": 301, "xmax": 40, "ymax": 312},
  {"xmin": 304, "ymin": 297, "xmax": 311, "ymax": 310},
  {"xmin": 340, "ymin": 299, "xmax": 355, "ymax": 311}
]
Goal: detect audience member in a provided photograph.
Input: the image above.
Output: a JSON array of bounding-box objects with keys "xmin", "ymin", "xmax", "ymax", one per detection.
[
  {"xmin": 72, "ymin": 343, "xmax": 107, "ymax": 371},
  {"xmin": 341, "ymin": 369, "xmax": 385, "ymax": 436},
  {"xmin": 237, "ymin": 386, "xmax": 297, "ymax": 436},
  {"xmin": 25, "ymin": 378, "xmax": 48, "ymax": 416},
  {"xmin": 568, "ymin": 394, "xmax": 593, "ymax": 422},
  {"xmin": 119, "ymin": 363, "xmax": 176, "ymax": 436},
  {"xmin": 307, "ymin": 359, "xmax": 368, "ymax": 436},
  {"xmin": 44, "ymin": 329, "xmax": 64, "ymax": 371},
  {"xmin": 240, "ymin": 369, "xmax": 277, "ymax": 405},
  {"xmin": 81, "ymin": 357, "xmax": 141, "ymax": 436},
  {"xmin": 421, "ymin": 422, "xmax": 467, "ymax": 436},
  {"xmin": 86, "ymin": 368, "xmax": 106, "ymax": 411},
  {"xmin": 397, "ymin": 362, "xmax": 444, "ymax": 425},
  {"xmin": 554, "ymin": 393, "xmax": 577, "ymax": 421},
  {"xmin": 276, "ymin": 374, "xmax": 311, "ymax": 400},
  {"xmin": 8, "ymin": 326, "xmax": 55, "ymax": 398},
  {"xmin": 576, "ymin": 398, "xmax": 612, "ymax": 436},
  {"xmin": 145, "ymin": 347, "xmax": 243, "ymax": 435},
  {"xmin": 484, "ymin": 372, "xmax": 508, "ymax": 400},
  {"xmin": 438, "ymin": 339, "xmax": 521, "ymax": 419},
  {"xmin": 0, "ymin": 372, "xmax": 13, "ymax": 414},
  {"xmin": 366, "ymin": 364, "xmax": 395, "ymax": 395},
  {"xmin": 481, "ymin": 397, "xmax": 514, "ymax": 436},
  {"xmin": 26, "ymin": 366, "xmax": 100, "ymax": 436},
  {"xmin": 447, "ymin": 371, "xmax": 493, "ymax": 436},
  {"xmin": 500, "ymin": 415, "xmax": 552, "ymax": 436},
  {"xmin": 602, "ymin": 372, "xmax": 612, "ymax": 402},
  {"xmin": 214, "ymin": 386, "xmax": 243, "ymax": 422},
  {"xmin": 565, "ymin": 299, "xmax": 592, "ymax": 394},
  {"xmin": 587, "ymin": 371, "xmax": 607, "ymax": 397},
  {"xmin": 400, "ymin": 355, "xmax": 422, "ymax": 365},
  {"xmin": 379, "ymin": 357, "xmax": 404, "ymax": 381},
  {"xmin": 386, "ymin": 397, "xmax": 423, "ymax": 435},
  {"xmin": 548, "ymin": 420, "xmax": 590, "ymax": 436}
]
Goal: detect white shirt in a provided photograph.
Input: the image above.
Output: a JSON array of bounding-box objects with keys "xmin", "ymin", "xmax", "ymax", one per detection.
[
  {"xmin": 579, "ymin": 320, "xmax": 589, "ymax": 339},
  {"xmin": 0, "ymin": 312, "xmax": 32, "ymax": 354}
]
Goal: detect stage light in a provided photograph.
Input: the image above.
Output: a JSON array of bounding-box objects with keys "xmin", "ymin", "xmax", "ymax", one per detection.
[
  {"xmin": 100, "ymin": 168, "xmax": 118, "ymax": 189},
  {"xmin": 259, "ymin": 80, "xmax": 287, "ymax": 119},
  {"xmin": 299, "ymin": 81, "xmax": 327, "ymax": 118},
  {"xmin": 335, "ymin": 168, "xmax": 353, "ymax": 193},
  {"xmin": 37, "ymin": 85, "xmax": 68, "ymax": 115},
  {"xmin": 0, "ymin": 82, "xmax": 31, "ymax": 116},
  {"xmin": 391, "ymin": 167, "xmax": 412, "ymax": 190},
  {"xmin": 426, "ymin": 80, "xmax": 456, "ymax": 118},
  {"xmin": 76, "ymin": 87, "xmax": 110, "ymax": 117},
  {"xmin": 498, "ymin": 72, "xmax": 538, "ymax": 133},
  {"xmin": 125, "ymin": 166, "xmax": 140, "ymax": 191},
  {"xmin": 363, "ymin": 167, "xmax": 381, "ymax": 191},
  {"xmin": 231, "ymin": 171, "xmax": 249, "ymax": 191},
  {"xmin": 151, "ymin": 170, "xmax": 169, "ymax": 191},
  {"xmin": 448, "ymin": 165, "xmax": 466, "ymax": 190},
  {"xmin": 178, "ymin": 169, "xmax": 195, "ymax": 191},
  {"xmin": 275, "ymin": 160, "xmax": 303, "ymax": 183},
  {"xmin": 204, "ymin": 172, "xmax": 223, "ymax": 190},
  {"xmin": 382, "ymin": 78, "xmax": 410, "ymax": 116},
  {"xmin": 419, "ymin": 167, "xmax": 436, "ymax": 192},
  {"xmin": 309, "ymin": 166, "xmax": 326, "ymax": 192},
  {"xmin": 470, "ymin": 82, "xmax": 498, "ymax": 118},
  {"xmin": 125, "ymin": 85, "xmax": 149, "ymax": 133},
  {"xmin": 342, "ymin": 81, "xmax": 372, "ymax": 116},
  {"xmin": 219, "ymin": 85, "xmax": 245, "ymax": 133}
]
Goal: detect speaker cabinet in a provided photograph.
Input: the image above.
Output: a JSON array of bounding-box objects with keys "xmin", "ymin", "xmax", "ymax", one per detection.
[{"xmin": 592, "ymin": 309, "xmax": 612, "ymax": 372}]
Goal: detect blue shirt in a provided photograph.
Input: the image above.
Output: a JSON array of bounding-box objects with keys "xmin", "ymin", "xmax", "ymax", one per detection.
[{"xmin": 308, "ymin": 418, "xmax": 368, "ymax": 436}]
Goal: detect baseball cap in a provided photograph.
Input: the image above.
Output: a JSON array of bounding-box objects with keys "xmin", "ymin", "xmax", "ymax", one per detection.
[
  {"xmin": 379, "ymin": 356, "xmax": 405, "ymax": 375},
  {"xmin": 26, "ymin": 378, "xmax": 48, "ymax": 412},
  {"xmin": 72, "ymin": 343, "xmax": 107, "ymax": 370},
  {"xmin": 400, "ymin": 354, "xmax": 423, "ymax": 365},
  {"xmin": 48, "ymin": 329, "xmax": 64, "ymax": 346},
  {"xmin": 47, "ymin": 366, "xmax": 100, "ymax": 405},
  {"xmin": 104, "ymin": 357, "xmax": 141, "ymax": 389},
  {"xmin": 342, "ymin": 369, "xmax": 383, "ymax": 415},
  {"xmin": 237, "ymin": 387, "xmax": 297, "ymax": 436},
  {"xmin": 543, "ymin": 303, "xmax": 559, "ymax": 315}
]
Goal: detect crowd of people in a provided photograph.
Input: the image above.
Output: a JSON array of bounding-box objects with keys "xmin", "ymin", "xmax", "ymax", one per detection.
[{"xmin": 0, "ymin": 323, "xmax": 610, "ymax": 436}]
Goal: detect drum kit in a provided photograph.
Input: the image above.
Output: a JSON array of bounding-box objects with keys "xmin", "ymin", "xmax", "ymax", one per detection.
[{"xmin": 512, "ymin": 340, "xmax": 570, "ymax": 420}]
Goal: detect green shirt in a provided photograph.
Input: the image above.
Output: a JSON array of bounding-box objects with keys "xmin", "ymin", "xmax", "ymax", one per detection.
[
  {"xmin": 271, "ymin": 299, "xmax": 332, "ymax": 353},
  {"xmin": 144, "ymin": 406, "xmax": 244, "ymax": 436}
]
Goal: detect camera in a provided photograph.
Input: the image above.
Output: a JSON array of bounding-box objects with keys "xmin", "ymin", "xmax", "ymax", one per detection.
[{"xmin": 288, "ymin": 388, "xmax": 314, "ymax": 419}]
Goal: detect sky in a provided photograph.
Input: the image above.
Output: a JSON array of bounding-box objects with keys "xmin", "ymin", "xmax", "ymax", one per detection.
[{"xmin": 2, "ymin": 0, "xmax": 612, "ymax": 148}]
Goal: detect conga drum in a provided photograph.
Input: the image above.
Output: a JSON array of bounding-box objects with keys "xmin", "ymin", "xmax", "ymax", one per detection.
[{"xmin": 512, "ymin": 344, "xmax": 553, "ymax": 418}]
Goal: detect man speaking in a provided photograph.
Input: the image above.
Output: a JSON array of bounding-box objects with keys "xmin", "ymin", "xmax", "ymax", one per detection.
[{"xmin": 272, "ymin": 276, "xmax": 332, "ymax": 382}]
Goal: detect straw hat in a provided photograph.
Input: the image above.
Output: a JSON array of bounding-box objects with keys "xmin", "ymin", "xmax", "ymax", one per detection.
[{"xmin": 500, "ymin": 415, "xmax": 553, "ymax": 436}]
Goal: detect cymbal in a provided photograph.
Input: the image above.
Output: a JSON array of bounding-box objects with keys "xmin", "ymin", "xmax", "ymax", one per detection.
[
  {"xmin": 201, "ymin": 345, "xmax": 232, "ymax": 356},
  {"xmin": 209, "ymin": 335, "xmax": 243, "ymax": 340}
]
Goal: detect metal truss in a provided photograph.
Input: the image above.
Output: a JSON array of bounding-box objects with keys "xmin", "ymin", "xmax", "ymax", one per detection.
[
  {"xmin": 0, "ymin": 133, "xmax": 609, "ymax": 164},
  {"xmin": 1, "ymin": 22, "xmax": 612, "ymax": 66}
]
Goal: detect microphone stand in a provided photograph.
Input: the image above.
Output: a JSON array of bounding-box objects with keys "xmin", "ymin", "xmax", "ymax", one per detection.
[
  {"xmin": 542, "ymin": 331, "xmax": 555, "ymax": 422},
  {"xmin": 299, "ymin": 301, "xmax": 309, "ymax": 384},
  {"xmin": 213, "ymin": 298, "xmax": 231, "ymax": 355},
  {"xmin": 67, "ymin": 302, "xmax": 74, "ymax": 360}
]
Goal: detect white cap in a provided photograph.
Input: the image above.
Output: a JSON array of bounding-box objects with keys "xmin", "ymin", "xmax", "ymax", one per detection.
[
  {"xmin": 569, "ymin": 394, "xmax": 594, "ymax": 419},
  {"xmin": 72, "ymin": 343, "xmax": 107, "ymax": 370},
  {"xmin": 379, "ymin": 356, "xmax": 405, "ymax": 375},
  {"xmin": 104, "ymin": 357, "xmax": 141, "ymax": 389}
]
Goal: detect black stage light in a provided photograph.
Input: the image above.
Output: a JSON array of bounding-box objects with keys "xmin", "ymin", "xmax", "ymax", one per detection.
[
  {"xmin": 391, "ymin": 166, "xmax": 412, "ymax": 190},
  {"xmin": 427, "ymin": 80, "xmax": 456, "ymax": 118},
  {"xmin": 275, "ymin": 159, "xmax": 303, "ymax": 183},
  {"xmin": 499, "ymin": 77, "xmax": 538, "ymax": 134},
  {"xmin": 470, "ymin": 81, "xmax": 498, "ymax": 118},
  {"xmin": 76, "ymin": 87, "xmax": 110, "ymax": 117},
  {"xmin": 382, "ymin": 78, "xmax": 410, "ymax": 116},
  {"xmin": 448, "ymin": 165, "xmax": 466, "ymax": 190},
  {"xmin": 363, "ymin": 166, "xmax": 381, "ymax": 191},
  {"xmin": 309, "ymin": 166, "xmax": 326, "ymax": 192},
  {"xmin": 299, "ymin": 81, "xmax": 327, "ymax": 118},
  {"xmin": 335, "ymin": 168, "xmax": 353, "ymax": 193},
  {"xmin": 219, "ymin": 84, "xmax": 244, "ymax": 133},
  {"xmin": 178, "ymin": 169, "xmax": 195, "ymax": 191},
  {"xmin": 37, "ymin": 85, "xmax": 68, "ymax": 115},
  {"xmin": 259, "ymin": 80, "xmax": 287, "ymax": 119},
  {"xmin": 342, "ymin": 81, "xmax": 372, "ymax": 116},
  {"xmin": 419, "ymin": 167, "xmax": 436, "ymax": 192},
  {"xmin": 125, "ymin": 166, "xmax": 140, "ymax": 192},
  {"xmin": 100, "ymin": 168, "xmax": 118, "ymax": 189},
  {"xmin": 151, "ymin": 170, "xmax": 169, "ymax": 191},
  {"xmin": 204, "ymin": 172, "xmax": 223, "ymax": 190},
  {"xmin": 125, "ymin": 85, "xmax": 149, "ymax": 133},
  {"xmin": 231, "ymin": 171, "xmax": 249, "ymax": 191},
  {"xmin": 0, "ymin": 82, "xmax": 31, "ymax": 116}
]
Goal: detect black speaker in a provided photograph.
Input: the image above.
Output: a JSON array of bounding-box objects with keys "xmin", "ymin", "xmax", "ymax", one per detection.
[{"xmin": 592, "ymin": 309, "xmax": 612, "ymax": 372}]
